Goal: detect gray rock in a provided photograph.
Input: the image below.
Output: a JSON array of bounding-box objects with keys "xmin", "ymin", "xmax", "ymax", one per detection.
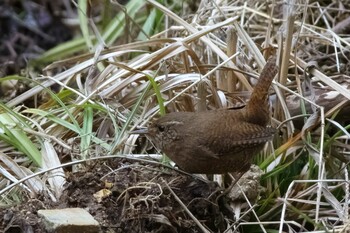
[{"xmin": 38, "ymin": 208, "xmax": 100, "ymax": 233}]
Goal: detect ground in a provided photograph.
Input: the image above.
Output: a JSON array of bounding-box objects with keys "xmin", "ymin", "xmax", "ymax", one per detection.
[{"xmin": 1, "ymin": 158, "xmax": 233, "ymax": 232}]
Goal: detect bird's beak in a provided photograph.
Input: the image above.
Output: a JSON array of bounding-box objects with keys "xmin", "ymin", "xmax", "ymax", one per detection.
[{"xmin": 129, "ymin": 128, "xmax": 148, "ymax": 134}]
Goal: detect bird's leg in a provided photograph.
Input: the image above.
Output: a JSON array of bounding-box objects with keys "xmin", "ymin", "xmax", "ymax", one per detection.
[{"xmin": 215, "ymin": 171, "xmax": 247, "ymax": 205}]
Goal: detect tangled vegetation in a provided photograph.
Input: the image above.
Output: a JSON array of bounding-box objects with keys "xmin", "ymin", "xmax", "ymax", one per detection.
[{"xmin": 1, "ymin": 0, "xmax": 350, "ymax": 232}]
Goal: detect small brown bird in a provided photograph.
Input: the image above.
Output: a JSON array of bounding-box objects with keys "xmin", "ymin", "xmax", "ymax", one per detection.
[{"xmin": 133, "ymin": 56, "xmax": 278, "ymax": 174}]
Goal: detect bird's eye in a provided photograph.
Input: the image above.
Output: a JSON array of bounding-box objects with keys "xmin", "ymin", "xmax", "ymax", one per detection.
[{"xmin": 158, "ymin": 125, "xmax": 165, "ymax": 132}]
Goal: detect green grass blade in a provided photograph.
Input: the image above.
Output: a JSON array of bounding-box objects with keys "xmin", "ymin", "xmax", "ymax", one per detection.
[
  {"xmin": 0, "ymin": 113, "xmax": 42, "ymax": 166},
  {"xmin": 81, "ymin": 106, "xmax": 93, "ymax": 159}
]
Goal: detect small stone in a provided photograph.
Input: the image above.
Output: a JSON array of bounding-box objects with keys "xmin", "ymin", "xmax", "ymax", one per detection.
[
  {"xmin": 38, "ymin": 208, "xmax": 100, "ymax": 233},
  {"xmin": 228, "ymin": 165, "xmax": 264, "ymax": 202}
]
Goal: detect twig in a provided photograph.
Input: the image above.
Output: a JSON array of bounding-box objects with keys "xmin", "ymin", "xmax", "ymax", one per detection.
[{"xmin": 162, "ymin": 178, "xmax": 212, "ymax": 233}]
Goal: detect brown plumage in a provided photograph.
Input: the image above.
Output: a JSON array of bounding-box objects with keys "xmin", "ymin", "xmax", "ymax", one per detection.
[{"xmin": 133, "ymin": 56, "xmax": 278, "ymax": 174}]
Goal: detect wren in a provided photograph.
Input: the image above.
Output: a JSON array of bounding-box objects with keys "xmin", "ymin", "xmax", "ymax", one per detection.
[{"xmin": 133, "ymin": 56, "xmax": 278, "ymax": 174}]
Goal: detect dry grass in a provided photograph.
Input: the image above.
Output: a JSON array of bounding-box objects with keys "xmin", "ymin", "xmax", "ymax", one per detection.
[{"xmin": 1, "ymin": 0, "xmax": 350, "ymax": 232}]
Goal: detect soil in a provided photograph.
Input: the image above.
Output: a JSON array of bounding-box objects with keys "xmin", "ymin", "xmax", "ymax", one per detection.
[
  {"xmin": 0, "ymin": 158, "xmax": 237, "ymax": 233},
  {"xmin": 0, "ymin": 1, "xmax": 72, "ymax": 75}
]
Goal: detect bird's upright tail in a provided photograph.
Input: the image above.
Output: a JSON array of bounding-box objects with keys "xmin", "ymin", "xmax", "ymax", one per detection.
[{"xmin": 245, "ymin": 56, "xmax": 279, "ymax": 126}]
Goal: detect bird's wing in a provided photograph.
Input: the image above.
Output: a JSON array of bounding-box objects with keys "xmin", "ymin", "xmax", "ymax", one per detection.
[{"xmin": 194, "ymin": 121, "xmax": 275, "ymax": 158}]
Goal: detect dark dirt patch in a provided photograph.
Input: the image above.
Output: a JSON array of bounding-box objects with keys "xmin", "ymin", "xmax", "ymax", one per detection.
[
  {"xmin": 0, "ymin": 158, "xmax": 236, "ymax": 233},
  {"xmin": 0, "ymin": 0, "xmax": 72, "ymax": 105},
  {"xmin": 0, "ymin": 1, "xmax": 72, "ymax": 73}
]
